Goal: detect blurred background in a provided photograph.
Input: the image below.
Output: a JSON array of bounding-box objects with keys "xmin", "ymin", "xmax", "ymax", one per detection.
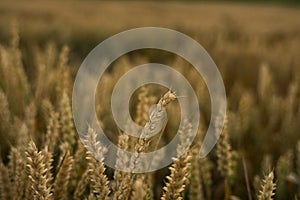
[
  {"xmin": 1, "ymin": 0, "xmax": 300, "ymax": 94},
  {"xmin": 0, "ymin": 0, "xmax": 300, "ymax": 199}
]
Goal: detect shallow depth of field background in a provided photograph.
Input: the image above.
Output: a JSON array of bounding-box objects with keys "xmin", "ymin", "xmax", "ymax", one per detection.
[{"xmin": 0, "ymin": 0, "xmax": 300, "ymax": 200}]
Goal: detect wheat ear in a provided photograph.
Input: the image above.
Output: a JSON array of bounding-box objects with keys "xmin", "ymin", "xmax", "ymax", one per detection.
[
  {"xmin": 83, "ymin": 127, "xmax": 110, "ymax": 200},
  {"xmin": 0, "ymin": 88, "xmax": 10, "ymax": 134},
  {"xmin": 257, "ymin": 171, "xmax": 276, "ymax": 200},
  {"xmin": 8, "ymin": 147, "xmax": 26, "ymax": 200},
  {"xmin": 56, "ymin": 45, "xmax": 72, "ymax": 94},
  {"xmin": 0, "ymin": 161, "xmax": 12, "ymax": 199},
  {"xmin": 24, "ymin": 103, "xmax": 37, "ymax": 140},
  {"xmin": 131, "ymin": 87, "xmax": 153, "ymax": 200},
  {"xmin": 188, "ymin": 147, "xmax": 204, "ymax": 200},
  {"xmin": 70, "ymin": 140, "xmax": 87, "ymax": 192},
  {"xmin": 296, "ymin": 141, "xmax": 300, "ymax": 178},
  {"xmin": 216, "ymin": 117, "xmax": 236, "ymax": 179},
  {"xmin": 112, "ymin": 133, "xmax": 130, "ymax": 194},
  {"xmin": 161, "ymin": 120, "xmax": 192, "ymax": 200},
  {"xmin": 44, "ymin": 110, "xmax": 60, "ymax": 152},
  {"xmin": 216, "ymin": 116, "xmax": 237, "ymax": 200},
  {"xmin": 59, "ymin": 92, "xmax": 76, "ymax": 152},
  {"xmin": 25, "ymin": 140, "xmax": 53, "ymax": 200},
  {"xmin": 117, "ymin": 87, "xmax": 150, "ymax": 200},
  {"xmin": 74, "ymin": 169, "xmax": 89, "ymax": 200},
  {"xmin": 53, "ymin": 152, "xmax": 74, "ymax": 200},
  {"xmin": 276, "ymin": 150, "xmax": 293, "ymax": 199},
  {"xmin": 113, "ymin": 90, "xmax": 177, "ymax": 200},
  {"xmin": 257, "ymin": 63, "xmax": 273, "ymax": 102},
  {"xmin": 135, "ymin": 86, "xmax": 150, "ymax": 125},
  {"xmin": 199, "ymin": 158, "xmax": 213, "ymax": 200}
]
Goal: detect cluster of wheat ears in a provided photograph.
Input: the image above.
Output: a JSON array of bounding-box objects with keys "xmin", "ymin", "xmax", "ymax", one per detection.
[{"xmin": 0, "ymin": 25, "xmax": 300, "ymax": 200}]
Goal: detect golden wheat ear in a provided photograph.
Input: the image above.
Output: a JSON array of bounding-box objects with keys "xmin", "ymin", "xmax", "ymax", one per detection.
[
  {"xmin": 161, "ymin": 119, "xmax": 192, "ymax": 200},
  {"xmin": 83, "ymin": 127, "xmax": 110, "ymax": 200},
  {"xmin": 216, "ymin": 115, "xmax": 237, "ymax": 200},
  {"xmin": 276, "ymin": 150, "xmax": 293, "ymax": 199},
  {"xmin": 74, "ymin": 169, "xmax": 89, "ymax": 200},
  {"xmin": 0, "ymin": 160, "xmax": 12, "ymax": 199},
  {"xmin": 8, "ymin": 147, "xmax": 26, "ymax": 200},
  {"xmin": 59, "ymin": 92, "xmax": 76, "ymax": 153},
  {"xmin": 25, "ymin": 140, "xmax": 53, "ymax": 200},
  {"xmin": 257, "ymin": 171, "xmax": 276, "ymax": 200},
  {"xmin": 53, "ymin": 152, "xmax": 74, "ymax": 200},
  {"xmin": 188, "ymin": 147, "xmax": 204, "ymax": 200},
  {"xmin": 44, "ymin": 110, "xmax": 60, "ymax": 153}
]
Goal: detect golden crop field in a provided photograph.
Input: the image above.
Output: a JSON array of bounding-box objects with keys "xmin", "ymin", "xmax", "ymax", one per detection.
[{"xmin": 0, "ymin": 1, "xmax": 300, "ymax": 200}]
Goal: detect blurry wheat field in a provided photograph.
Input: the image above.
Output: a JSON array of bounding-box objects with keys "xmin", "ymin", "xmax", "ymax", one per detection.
[
  {"xmin": 0, "ymin": 0, "xmax": 300, "ymax": 50},
  {"xmin": 0, "ymin": 1, "xmax": 300, "ymax": 200}
]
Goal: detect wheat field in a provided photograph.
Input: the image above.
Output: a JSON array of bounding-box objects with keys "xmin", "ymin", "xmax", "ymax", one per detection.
[{"xmin": 0, "ymin": 1, "xmax": 300, "ymax": 200}]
